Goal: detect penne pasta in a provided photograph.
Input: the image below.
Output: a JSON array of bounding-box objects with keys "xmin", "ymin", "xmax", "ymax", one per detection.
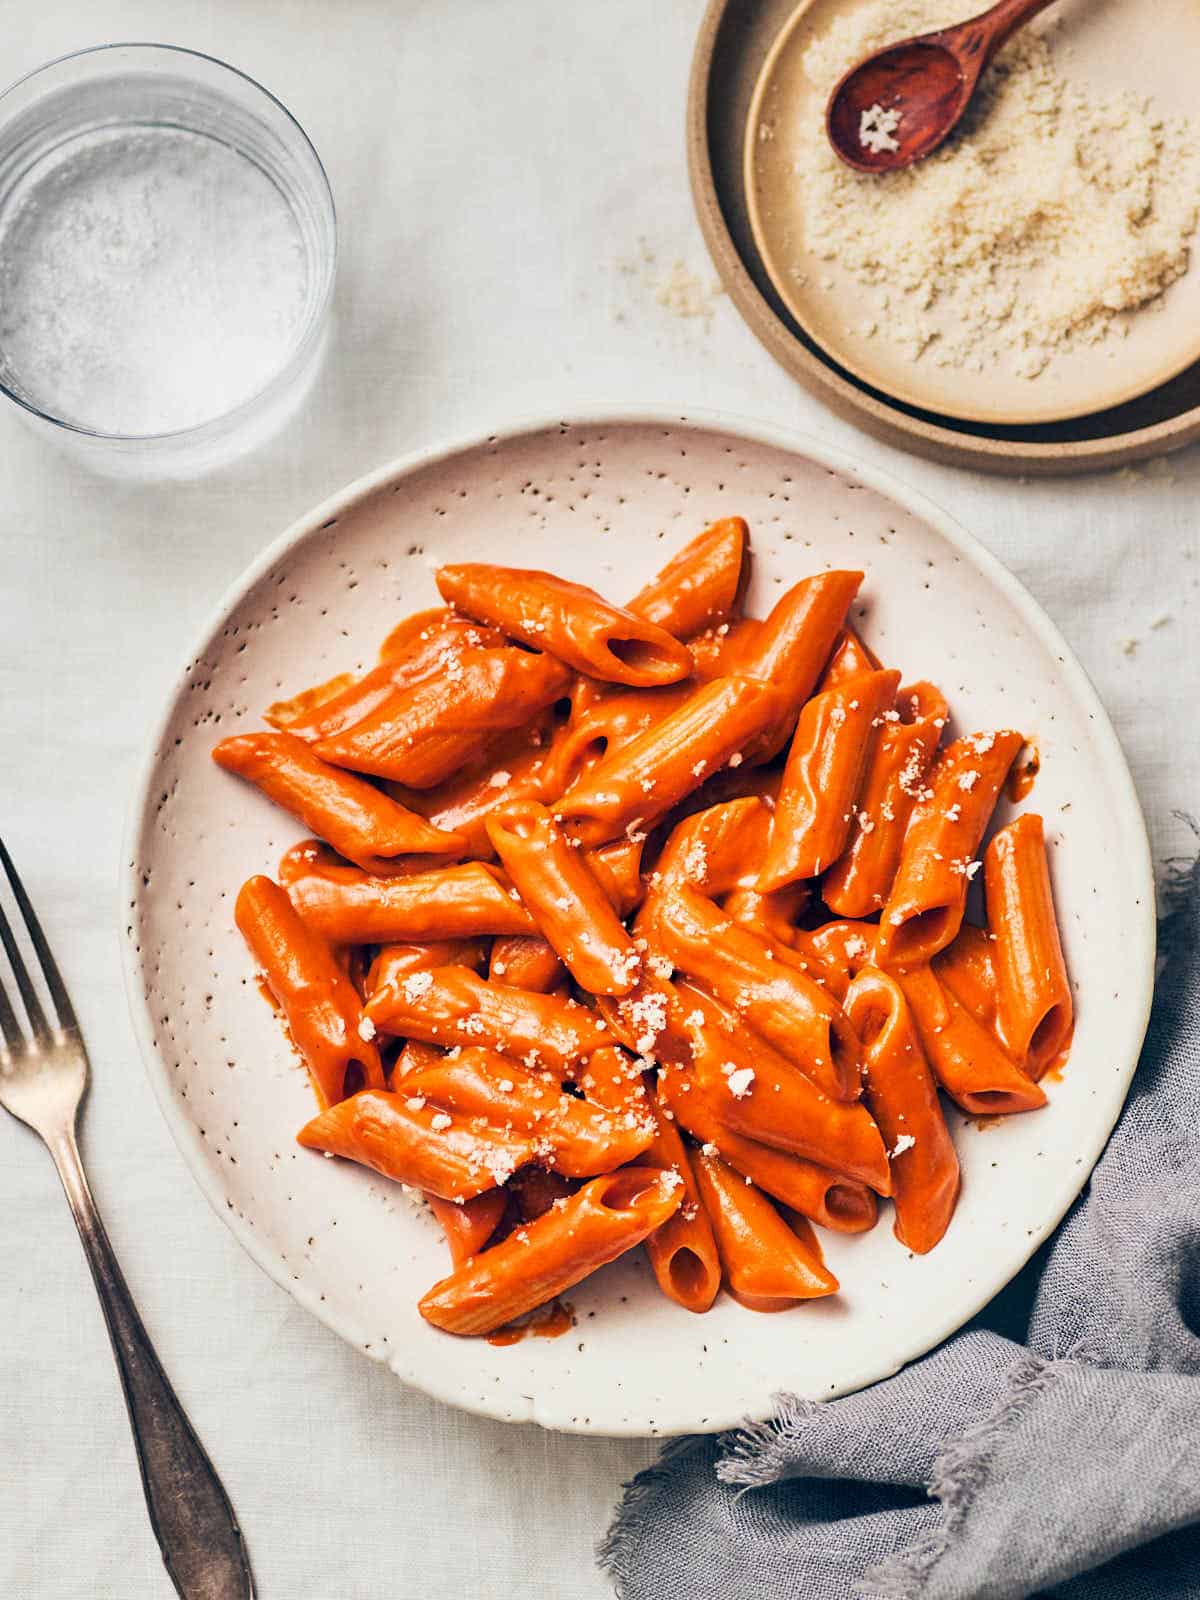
[
  {"xmin": 736, "ymin": 569, "xmax": 862, "ymax": 712},
  {"xmin": 721, "ymin": 883, "xmax": 809, "ymax": 949},
  {"xmin": 213, "ymin": 731, "xmax": 465, "ymax": 874},
  {"xmin": 580, "ymin": 1046, "xmax": 722, "ymax": 1314},
  {"xmin": 792, "ymin": 919, "xmax": 880, "ymax": 1002},
  {"xmin": 287, "ymin": 859, "xmax": 537, "ymax": 944},
  {"xmin": 269, "ymin": 612, "xmax": 510, "ymax": 741},
  {"xmin": 653, "ymin": 796, "xmax": 773, "ymax": 899},
  {"xmin": 648, "ymin": 883, "xmax": 863, "ymax": 1102},
  {"xmin": 418, "ymin": 1167, "xmax": 684, "ymax": 1335},
  {"xmin": 690, "ymin": 1151, "xmax": 839, "ymax": 1311},
  {"xmin": 627, "ymin": 516, "xmax": 749, "ymax": 640},
  {"xmin": 843, "ymin": 969, "xmax": 960, "ymax": 1253},
  {"xmin": 932, "ymin": 922, "xmax": 999, "ymax": 1029},
  {"xmin": 876, "ymin": 729, "xmax": 1024, "ymax": 968},
  {"xmin": 296, "ymin": 1088, "xmax": 535, "ymax": 1201},
  {"xmin": 688, "ymin": 615, "xmax": 764, "ymax": 681},
  {"xmin": 365, "ymin": 939, "xmax": 488, "ymax": 998},
  {"xmin": 675, "ymin": 989, "xmax": 891, "ymax": 1193},
  {"xmin": 539, "ymin": 683, "xmax": 694, "ymax": 799},
  {"xmin": 817, "ymin": 624, "xmax": 881, "ymax": 688},
  {"xmin": 822, "ymin": 682, "xmax": 948, "ymax": 918},
  {"xmin": 234, "ymin": 875, "xmax": 385, "ymax": 1109},
  {"xmin": 217, "ymin": 520, "xmax": 1076, "ymax": 1336},
  {"xmin": 758, "ymin": 668, "xmax": 901, "ymax": 889},
  {"xmin": 554, "ymin": 674, "xmax": 790, "ymax": 847},
  {"xmin": 385, "ymin": 720, "xmax": 561, "ymax": 858},
  {"xmin": 485, "ymin": 800, "xmax": 642, "ymax": 995},
  {"xmin": 263, "ymin": 670, "xmax": 357, "ymax": 733},
  {"xmin": 657, "ymin": 1067, "xmax": 878, "ymax": 1233},
  {"xmin": 984, "ymin": 814, "xmax": 1073, "ymax": 1078},
  {"xmin": 488, "ymin": 934, "xmax": 568, "ymax": 993},
  {"xmin": 402, "ymin": 1047, "xmax": 654, "ymax": 1178},
  {"xmin": 391, "ymin": 1040, "xmax": 446, "ymax": 1082},
  {"xmin": 897, "ymin": 965, "xmax": 1047, "ymax": 1117},
  {"xmin": 426, "ymin": 1189, "xmax": 508, "ymax": 1268},
  {"xmin": 435, "ymin": 564, "xmax": 693, "ymax": 687},
  {"xmin": 364, "ymin": 964, "xmax": 609, "ymax": 1078},
  {"xmin": 313, "ymin": 647, "xmax": 571, "ymax": 787}
]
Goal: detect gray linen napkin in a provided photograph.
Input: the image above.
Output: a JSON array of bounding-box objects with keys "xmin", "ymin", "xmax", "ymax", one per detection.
[{"xmin": 601, "ymin": 855, "xmax": 1200, "ymax": 1599}]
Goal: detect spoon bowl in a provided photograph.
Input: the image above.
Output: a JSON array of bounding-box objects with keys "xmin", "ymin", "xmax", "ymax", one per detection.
[
  {"xmin": 825, "ymin": 0, "xmax": 1059, "ymax": 172},
  {"xmin": 827, "ymin": 42, "xmax": 967, "ymax": 172}
]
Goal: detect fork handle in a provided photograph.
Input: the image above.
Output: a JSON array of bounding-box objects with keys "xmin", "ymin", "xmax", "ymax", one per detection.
[{"xmin": 50, "ymin": 1128, "xmax": 254, "ymax": 1600}]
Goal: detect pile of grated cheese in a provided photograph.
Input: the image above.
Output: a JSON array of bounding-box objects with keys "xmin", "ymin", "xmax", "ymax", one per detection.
[{"xmin": 795, "ymin": 0, "xmax": 1200, "ymax": 377}]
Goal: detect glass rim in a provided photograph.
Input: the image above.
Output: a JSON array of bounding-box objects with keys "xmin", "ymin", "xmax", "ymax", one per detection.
[{"xmin": 0, "ymin": 41, "xmax": 337, "ymax": 444}]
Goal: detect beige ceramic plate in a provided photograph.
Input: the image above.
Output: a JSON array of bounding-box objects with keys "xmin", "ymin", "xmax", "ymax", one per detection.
[
  {"xmin": 745, "ymin": 0, "xmax": 1200, "ymax": 427},
  {"xmin": 122, "ymin": 412, "xmax": 1154, "ymax": 1435}
]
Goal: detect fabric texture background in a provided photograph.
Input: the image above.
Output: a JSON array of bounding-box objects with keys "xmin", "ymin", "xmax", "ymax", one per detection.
[{"xmin": 602, "ymin": 858, "xmax": 1200, "ymax": 1599}]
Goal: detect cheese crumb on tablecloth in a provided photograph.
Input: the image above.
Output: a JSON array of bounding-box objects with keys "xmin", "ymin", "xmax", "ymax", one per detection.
[{"xmin": 795, "ymin": 0, "xmax": 1200, "ymax": 378}]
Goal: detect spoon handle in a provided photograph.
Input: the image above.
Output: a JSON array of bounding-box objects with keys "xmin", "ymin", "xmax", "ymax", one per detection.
[{"xmin": 961, "ymin": 0, "xmax": 1061, "ymax": 60}]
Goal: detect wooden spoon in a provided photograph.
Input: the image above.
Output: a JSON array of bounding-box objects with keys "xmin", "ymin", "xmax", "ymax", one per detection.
[{"xmin": 826, "ymin": 0, "xmax": 1060, "ymax": 173}]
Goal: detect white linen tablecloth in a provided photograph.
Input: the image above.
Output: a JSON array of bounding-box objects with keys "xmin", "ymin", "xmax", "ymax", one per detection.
[{"xmin": 1, "ymin": 1, "xmax": 1196, "ymax": 1595}]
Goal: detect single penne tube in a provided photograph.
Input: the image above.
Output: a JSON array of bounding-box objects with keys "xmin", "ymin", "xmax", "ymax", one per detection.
[
  {"xmin": 554, "ymin": 674, "xmax": 789, "ymax": 847},
  {"xmin": 648, "ymin": 884, "xmax": 863, "ymax": 1102},
  {"xmin": 653, "ymin": 796, "xmax": 773, "ymax": 898},
  {"xmin": 721, "ymin": 882, "xmax": 810, "ymax": 949},
  {"xmin": 377, "ymin": 607, "xmax": 507, "ymax": 664},
  {"xmin": 212, "ymin": 731, "xmax": 465, "ymax": 874},
  {"xmin": 843, "ymin": 969, "xmax": 961, "ymax": 1254},
  {"xmin": 594, "ymin": 969, "xmax": 696, "ymax": 1068},
  {"xmin": 657, "ymin": 1068, "xmax": 878, "ymax": 1233},
  {"xmin": 234, "ymin": 875, "xmax": 385, "ymax": 1109},
  {"xmin": 263, "ymin": 670, "xmax": 357, "ymax": 732},
  {"xmin": 580, "ymin": 1046, "xmax": 722, "ymax": 1314},
  {"xmin": 506, "ymin": 1166, "xmax": 577, "ymax": 1224},
  {"xmin": 426, "ymin": 1189, "xmax": 508, "ymax": 1267},
  {"xmin": 296, "ymin": 1088, "xmax": 534, "ymax": 1201},
  {"xmin": 435, "ymin": 563, "xmax": 693, "ymax": 687},
  {"xmin": 539, "ymin": 683, "xmax": 694, "ymax": 798},
  {"xmin": 418, "ymin": 1166, "xmax": 684, "ymax": 1335},
  {"xmin": 897, "ymin": 966, "xmax": 1047, "ymax": 1117},
  {"xmin": 386, "ymin": 722, "xmax": 561, "ymax": 857},
  {"xmin": 364, "ymin": 965, "xmax": 609, "ymax": 1078},
  {"xmin": 365, "ymin": 938, "xmax": 488, "ymax": 998},
  {"xmin": 791, "ymin": 920, "xmax": 880, "ymax": 1002},
  {"xmin": 391, "ymin": 1040, "xmax": 446, "ymax": 1082},
  {"xmin": 984, "ymin": 814, "xmax": 1073, "ymax": 1078},
  {"xmin": 313, "ymin": 647, "xmax": 572, "ymax": 787},
  {"xmin": 822, "ymin": 681, "xmax": 949, "ymax": 919},
  {"xmin": 816, "ymin": 624, "xmax": 882, "ymax": 688},
  {"xmin": 270, "ymin": 612, "xmax": 509, "ymax": 741},
  {"xmin": 932, "ymin": 922, "xmax": 1000, "ymax": 1029},
  {"xmin": 488, "ymin": 934, "xmax": 568, "ymax": 993},
  {"xmin": 485, "ymin": 800, "xmax": 642, "ymax": 996},
  {"xmin": 688, "ymin": 616, "xmax": 763, "ymax": 681},
  {"xmin": 627, "ymin": 517, "xmax": 749, "ymax": 640},
  {"xmin": 585, "ymin": 836, "xmax": 646, "ymax": 919},
  {"xmin": 690, "ymin": 1150, "xmax": 839, "ymax": 1311},
  {"xmin": 736, "ymin": 569, "xmax": 863, "ymax": 708},
  {"xmin": 876, "ymin": 729, "xmax": 1024, "ymax": 968},
  {"xmin": 757, "ymin": 669, "xmax": 901, "ymax": 891},
  {"xmin": 674, "ymin": 988, "xmax": 891, "ymax": 1192},
  {"xmin": 287, "ymin": 860, "xmax": 537, "ymax": 944},
  {"xmin": 403, "ymin": 1048, "xmax": 654, "ymax": 1178}
]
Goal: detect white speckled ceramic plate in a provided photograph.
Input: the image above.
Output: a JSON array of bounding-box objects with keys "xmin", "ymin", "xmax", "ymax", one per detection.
[
  {"xmin": 121, "ymin": 412, "xmax": 1154, "ymax": 1436},
  {"xmin": 745, "ymin": 0, "xmax": 1200, "ymax": 427}
]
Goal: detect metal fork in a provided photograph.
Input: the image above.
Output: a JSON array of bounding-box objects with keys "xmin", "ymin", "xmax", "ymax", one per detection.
[{"xmin": 0, "ymin": 839, "xmax": 254, "ymax": 1599}]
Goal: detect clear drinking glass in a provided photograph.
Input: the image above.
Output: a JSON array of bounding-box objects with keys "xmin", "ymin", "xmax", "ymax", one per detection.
[{"xmin": 0, "ymin": 44, "xmax": 336, "ymax": 476}]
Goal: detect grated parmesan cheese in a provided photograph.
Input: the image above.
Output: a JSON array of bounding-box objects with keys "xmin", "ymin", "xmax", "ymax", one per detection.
[{"xmin": 795, "ymin": 2, "xmax": 1200, "ymax": 379}]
